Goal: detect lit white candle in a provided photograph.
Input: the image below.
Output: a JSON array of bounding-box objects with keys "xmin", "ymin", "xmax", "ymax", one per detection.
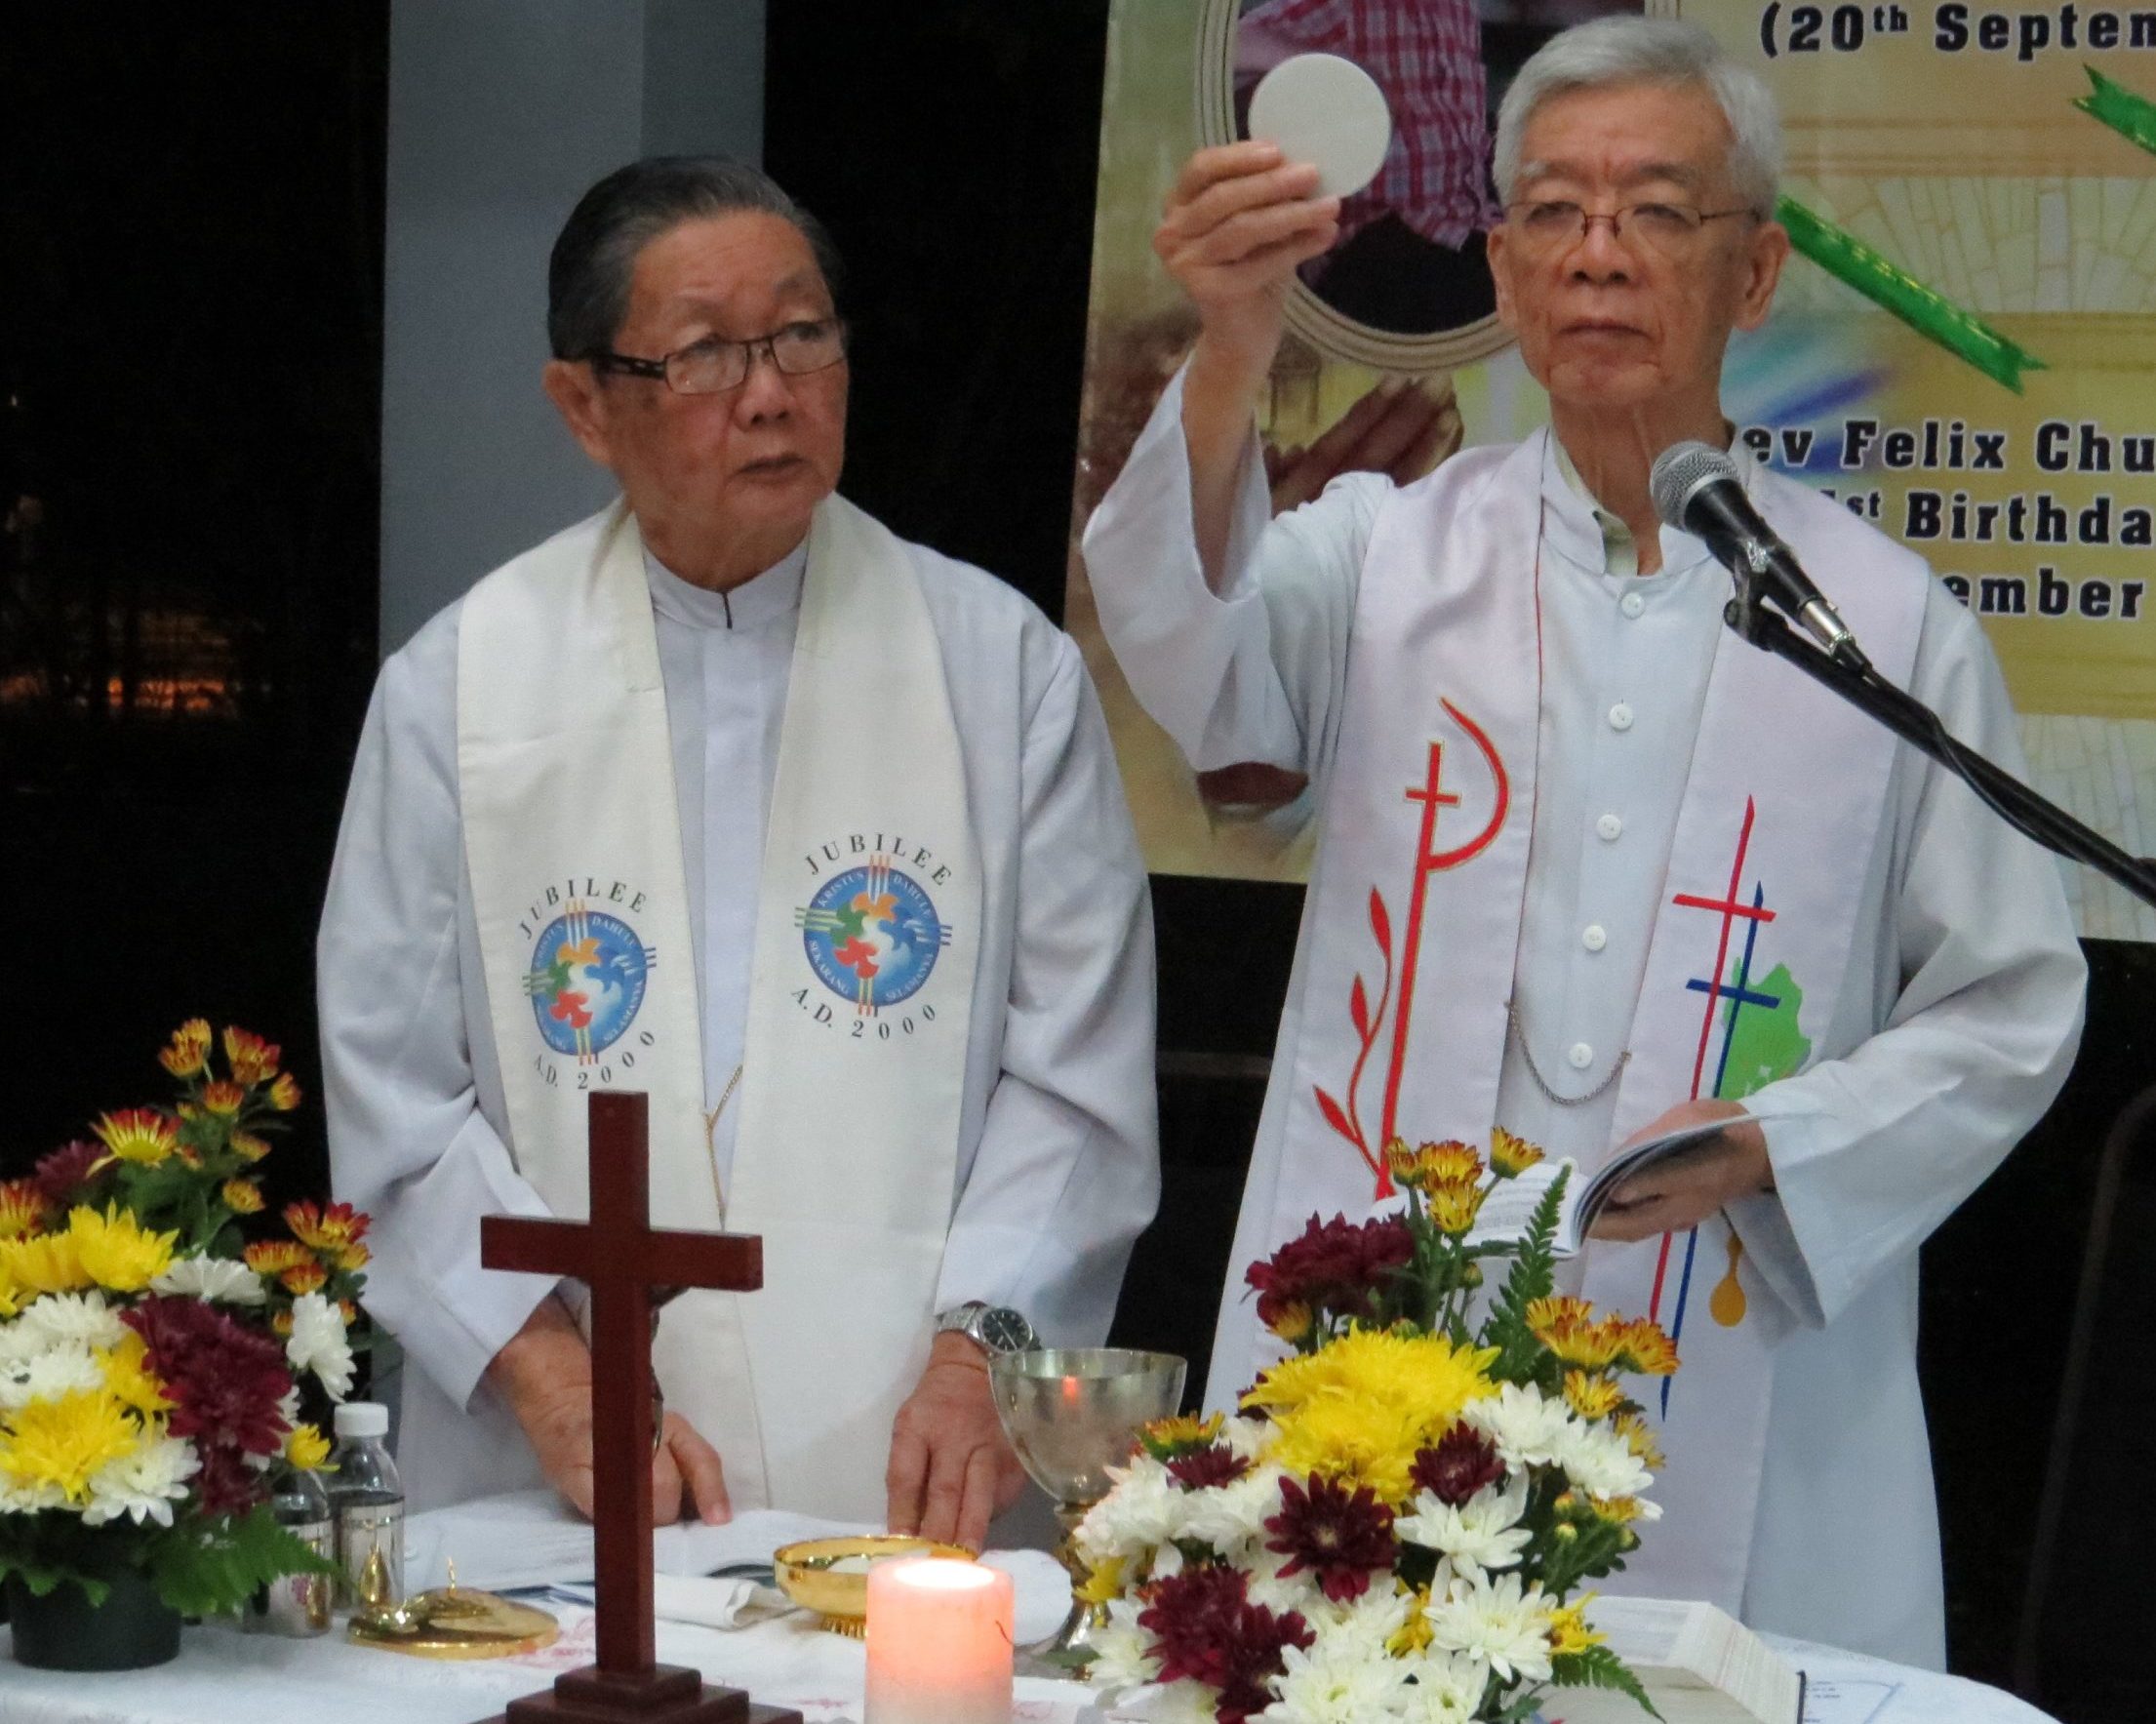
[{"xmin": 863, "ymin": 1557, "xmax": 1015, "ymax": 1724}]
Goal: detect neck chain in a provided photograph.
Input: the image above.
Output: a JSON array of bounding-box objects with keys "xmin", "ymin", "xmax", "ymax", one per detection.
[
  {"xmin": 702, "ymin": 1063, "xmax": 744, "ymax": 1221},
  {"xmin": 1505, "ymin": 999, "xmax": 1630, "ymax": 1107}
]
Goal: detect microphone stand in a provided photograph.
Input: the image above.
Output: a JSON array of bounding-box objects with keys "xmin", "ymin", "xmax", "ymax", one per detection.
[{"xmin": 1722, "ymin": 581, "xmax": 2156, "ymax": 910}]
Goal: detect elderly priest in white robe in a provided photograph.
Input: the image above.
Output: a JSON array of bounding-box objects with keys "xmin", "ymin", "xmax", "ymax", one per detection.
[
  {"xmin": 1081, "ymin": 18, "xmax": 2083, "ymax": 1670},
  {"xmin": 320, "ymin": 157, "xmax": 1158, "ymax": 1549}
]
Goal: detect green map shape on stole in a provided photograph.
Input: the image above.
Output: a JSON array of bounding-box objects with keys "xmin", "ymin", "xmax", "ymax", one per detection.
[{"xmin": 1715, "ymin": 962, "xmax": 1811, "ymax": 1101}]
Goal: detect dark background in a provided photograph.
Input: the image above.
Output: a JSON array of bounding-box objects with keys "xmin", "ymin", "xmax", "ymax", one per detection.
[{"xmin": 3, "ymin": 7, "xmax": 2147, "ymax": 1716}]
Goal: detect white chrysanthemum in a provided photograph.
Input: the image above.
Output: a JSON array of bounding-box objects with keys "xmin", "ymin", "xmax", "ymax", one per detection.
[
  {"xmin": 1246, "ymin": 1544, "xmax": 1323, "ymax": 1619},
  {"xmin": 1391, "ymin": 1649, "xmax": 1489, "ymax": 1721},
  {"xmin": 16, "ymin": 1291, "xmax": 128, "ymax": 1353},
  {"xmin": 1076, "ymin": 1453, "xmax": 1186, "ymax": 1564},
  {"xmin": 1087, "ymin": 1597, "xmax": 1160, "ymax": 1695},
  {"xmin": 1220, "ymin": 1412, "xmax": 1272, "ymax": 1463},
  {"xmin": 285, "ymin": 1292, "xmax": 355, "ymax": 1400},
  {"xmin": 1423, "ymin": 1570, "xmax": 1554, "ymax": 1684},
  {"xmin": 82, "ymin": 1434, "xmax": 199, "ymax": 1528},
  {"xmin": 1396, "ymin": 1471, "xmax": 1533, "ymax": 1583},
  {"xmin": 1551, "ymin": 1418, "xmax": 1657, "ymax": 1503},
  {"xmin": 0, "ymin": 1342, "xmax": 104, "ymax": 1413},
  {"xmin": 150, "ymin": 1254, "xmax": 266, "ymax": 1305},
  {"xmin": 1461, "ymin": 1382, "xmax": 1577, "ymax": 1469},
  {"xmin": 0, "ymin": 1470, "xmax": 66, "ymax": 1514},
  {"xmin": 1177, "ymin": 1462, "xmax": 1288, "ymax": 1555},
  {"xmin": 1117, "ymin": 1679, "xmax": 1226, "ymax": 1724},
  {"xmin": 1300, "ymin": 1582, "xmax": 1415, "ymax": 1657},
  {"xmin": 1260, "ymin": 1628, "xmax": 1414, "ymax": 1723}
]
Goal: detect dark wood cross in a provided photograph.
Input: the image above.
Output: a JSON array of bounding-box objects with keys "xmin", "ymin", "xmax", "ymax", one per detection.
[{"xmin": 476, "ymin": 1091, "xmax": 801, "ymax": 1724}]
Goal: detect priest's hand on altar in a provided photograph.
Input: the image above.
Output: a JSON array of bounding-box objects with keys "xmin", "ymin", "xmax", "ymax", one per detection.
[
  {"xmin": 884, "ymin": 1332, "xmax": 1027, "ymax": 1551},
  {"xmin": 1590, "ymin": 1099, "xmax": 1777, "ymax": 1243},
  {"xmin": 486, "ymin": 1295, "xmax": 732, "ymax": 1526}
]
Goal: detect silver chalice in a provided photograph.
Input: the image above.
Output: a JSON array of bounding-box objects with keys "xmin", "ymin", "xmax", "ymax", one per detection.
[{"xmin": 990, "ymin": 1346, "xmax": 1185, "ymax": 1675}]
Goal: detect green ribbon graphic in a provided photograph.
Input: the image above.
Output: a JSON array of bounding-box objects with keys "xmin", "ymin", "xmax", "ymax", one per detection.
[
  {"xmin": 1776, "ymin": 196, "xmax": 2046, "ymax": 394},
  {"xmin": 2075, "ymin": 64, "xmax": 2156, "ymax": 158}
]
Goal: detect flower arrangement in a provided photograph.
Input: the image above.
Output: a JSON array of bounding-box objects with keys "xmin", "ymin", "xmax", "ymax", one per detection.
[
  {"xmin": 0, "ymin": 1022, "xmax": 365, "ymax": 1620},
  {"xmin": 1076, "ymin": 1131, "xmax": 1673, "ymax": 1724}
]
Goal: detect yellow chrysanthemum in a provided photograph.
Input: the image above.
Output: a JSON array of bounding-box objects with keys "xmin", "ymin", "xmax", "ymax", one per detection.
[
  {"xmin": 222, "ymin": 1027, "xmax": 282, "ymax": 1086},
  {"xmin": 99, "ymin": 1332, "xmax": 173, "ymax": 1423},
  {"xmin": 1594, "ymin": 1496, "xmax": 1648, "ymax": 1526},
  {"xmin": 0, "ymin": 1389, "xmax": 141, "ymax": 1503},
  {"xmin": 1267, "ymin": 1300, "xmax": 1314, "ymax": 1344},
  {"xmin": 1525, "ymin": 1295, "xmax": 1593, "ymax": 1333},
  {"xmin": 245, "ymin": 1240, "xmax": 312, "ymax": 1278},
  {"xmin": 335, "ymin": 1241, "xmax": 371, "ymax": 1272},
  {"xmin": 1490, "ymin": 1126, "xmax": 1546, "ymax": 1179},
  {"xmin": 1388, "ymin": 1585, "xmax": 1434, "ymax": 1656},
  {"xmin": 93, "ymin": 1109, "xmax": 179, "ymax": 1167},
  {"xmin": 1563, "ymin": 1370, "xmax": 1627, "ymax": 1422},
  {"xmin": 1248, "ymin": 1327, "xmax": 1497, "ymax": 1504},
  {"xmin": 1423, "ymin": 1176, "xmax": 1486, "ymax": 1236},
  {"xmin": 1611, "ymin": 1318, "xmax": 1680, "ymax": 1378},
  {"xmin": 1144, "ymin": 1412, "xmax": 1222, "ymax": 1451},
  {"xmin": 158, "ymin": 1019, "xmax": 213, "ymax": 1079},
  {"xmin": 0, "ymin": 1228, "xmax": 91, "ymax": 1299},
  {"xmin": 1528, "ymin": 1297, "xmax": 1628, "ymax": 1372},
  {"xmin": 221, "ymin": 1179, "xmax": 265, "ymax": 1216},
  {"xmin": 68, "ymin": 1204, "xmax": 177, "ymax": 1293},
  {"xmin": 1612, "ymin": 1413, "xmax": 1665, "ymax": 1471},
  {"xmin": 1388, "ymin": 1139, "xmax": 1483, "ymax": 1189},
  {"xmin": 1547, "ymin": 1599, "xmax": 1607, "ymax": 1657},
  {"xmin": 267, "ymin": 1073, "xmax": 303, "ymax": 1112},
  {"xmin": 286, "ymin": 1423, "xmax": 332, "ymax": 1471},
  {"xmin": 1074, "ymin": 1553, "xmax": 1127, "ymax": 1607},
  {"xmin": 231, "ymin": 1133, "xmax": 272, "ymax": 1164},
  {"xmin": 0, "ymin": 1180, "xmax": 46, "ymax": 1240}
]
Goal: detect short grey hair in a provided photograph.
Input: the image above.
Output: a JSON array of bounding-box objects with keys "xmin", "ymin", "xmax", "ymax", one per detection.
[
  {"xmin": 1492, "ymin": 19, "xmax": 1783, "ymax": 215},
  {"xmin": 546, "ymin": 155, "xmax": 845, "ymax": 360}
]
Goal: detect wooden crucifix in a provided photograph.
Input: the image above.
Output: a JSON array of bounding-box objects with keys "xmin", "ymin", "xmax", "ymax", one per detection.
[{"xmin": 476, "ymin": 1092, "xmax": 801, "ymax": 1724}]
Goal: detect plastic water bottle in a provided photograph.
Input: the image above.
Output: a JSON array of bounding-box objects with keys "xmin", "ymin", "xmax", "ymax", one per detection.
[
  {"xmin": 327, "ymin": 1401, "xmax": 404, "ymax": 1611},
  {"xmin": 246, "ymin": 1463, "xmax": 334, "ymax": 1635}
]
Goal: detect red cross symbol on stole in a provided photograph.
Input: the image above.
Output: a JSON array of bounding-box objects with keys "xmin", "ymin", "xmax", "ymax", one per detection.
[
  {"xmin": 1670, "ymin": 796, "xmax": 1777, "ymax": 1104},
  {"xmin": 476, "ymin": 1092, "xmax": 801, "ymax": 1724}
]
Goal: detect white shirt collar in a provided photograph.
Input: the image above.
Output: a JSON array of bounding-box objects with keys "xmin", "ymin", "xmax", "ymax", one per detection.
[
  {"xmin": 643, "ymin": 535, "xmax": 809, "ymax": 632},
  {"xmin": 1539, "ymin": 429, "xmax": 1756, "ymax": 584}
]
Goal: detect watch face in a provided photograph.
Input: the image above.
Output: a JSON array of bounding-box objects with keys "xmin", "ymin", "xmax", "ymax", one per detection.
[{"xmin": 978, "ymin": 1307, "xmax": 1034, "ymax": 1353}]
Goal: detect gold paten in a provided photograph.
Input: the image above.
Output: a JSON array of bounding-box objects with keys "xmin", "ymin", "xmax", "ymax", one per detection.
[
  {"xmin": 348, "ymin": 1560, "xmax": 561, "ymax": 1660},
  {"xmin": 772, "ymin": 1535, "xmax": 975, "ymax": 1637}
]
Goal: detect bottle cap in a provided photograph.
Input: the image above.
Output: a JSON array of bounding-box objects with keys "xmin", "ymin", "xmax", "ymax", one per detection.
[{"xmin": 334, "ymin": 1401, "xmax": 389, "ymax": 1439}]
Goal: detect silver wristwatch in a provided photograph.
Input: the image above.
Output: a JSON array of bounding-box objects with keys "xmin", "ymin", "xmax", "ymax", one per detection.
[{"xmin": 935, "ymin": 1301, "xmax": 1039, "ymax": 1356}]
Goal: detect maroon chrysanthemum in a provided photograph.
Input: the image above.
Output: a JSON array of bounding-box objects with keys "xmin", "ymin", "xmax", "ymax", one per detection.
[
  {"xmin": 1245, "ymin": 1212, "xmax": 1413, "ymax": 1329},
  {"xmin": 1138, "ymin": 1564, "xmax": 1314, "ymax": 1724},
  {"xmin": 1167, "ymin": 1443, "xmax": 1253, "ymax": 1492},
  {"xmin": 123, "ymin": 1295, "xmax": 295, "ymax": 1517},
  {"xmin": 1262, "ymin": 1473, "xmax": 1398, "ymax": 1603},
  {"xmin": 1411, "ymin": 1424, "xmax": 1506, "ymax": 1507},
  {"xmin": 32, "ymin": 1140, "xmax": 107, "ymax": 1209}
]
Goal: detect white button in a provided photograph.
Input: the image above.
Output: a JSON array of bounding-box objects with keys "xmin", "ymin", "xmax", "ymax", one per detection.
[
  {"xmin": 1621, "ymin": 591, "xmax": 1646, "ymax": 619},
  {"xmin": 1596, "ymin": 813, "xmax": 1623, "ymax": 842},
  {"xmin": 1567, "ymin": 1042, "xmax": 1594, "ymax": 1070},
  {"xmin": 1582, "ymin": 925, "xmax": 1608, "ymax": 952},
  {"xmin": 1609, "ymin": 702, "xmax": 1634, "ymax": 731}
]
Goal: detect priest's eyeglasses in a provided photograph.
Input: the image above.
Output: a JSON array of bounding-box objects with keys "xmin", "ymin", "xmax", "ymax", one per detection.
[
  {"xmin": 1503, "ymin": 200, "xmax": 1755, "ymax": 259},
  {"xmin": 585, "ymin": 317, "xmax": 848, "ymax": 395}
]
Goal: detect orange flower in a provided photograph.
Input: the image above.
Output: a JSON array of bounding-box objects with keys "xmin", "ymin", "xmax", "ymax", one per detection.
[
  {"xmin": 221, "ymin": 1179, "xmax": 265, "ymax": 1215},
  {"xmin": 231, "ymin": 1133, "xmax": 271, "ymax": 1163},
  {"xmin": 159, "ymin": 1019, "xmax": 214, "ymax": 1079},
  {"xmin": 245, "ymin": 1240, "xmax": 312, "ymax": 1277},
  {"xmin": 222, "ymin": 1027, "xmax": 281, "ymax": 1086},
  {"xmin": 280, "ymin": 1262, "xmax": 328, "ymax": 1296},
  {"xmin": 1563, "ymin": 1369, "xmax": 1626, "ymax": 1421},
  {"xmin": 1489, "ymin": 1126, "xmax": 1546, "ymax": 1179},
  {"xmin": 1424, "ymin": 1176, "xmax": 1486, "ymax": 1235},
  {"xmin": 271, "ymin": 1307, "xmax": 295, "ymax": 1338},
  {"xmin": 200, "ymin": 1081, "xmax": 247, "ymax": 1117},
  {"xmin": 0, "ymin": 1180, "xmax": 47, "ymax": 1240},
  {"xmin": 1388, "ymin": 1139, "xmax": 1483, "ymax": 1189},
  {"xmin": 1611, "ymin": 1318, "xmax": 1680, "ymax": 1378},
  {"xmin": 284, "ymin": 1199, "xmax": 369, "ymax": 1256},
  {"xmin": 266, "ymin": 1073, "xmax": 302, "ymax": 1112},
  {"xmin": 337, "ymin": 1299, "xmax": 358, "ymax": 1325},
  {"xmin": 1613, "ymin": 1412, "xmax": 1665, "ymax": 1471},
  {"xmin": 94, "ymin": 1109, "xmax": 179, "ymax": 1167},
  {"xmin": 334, "ymin": 1241, "xmax": 371, "ymax": 1272}
]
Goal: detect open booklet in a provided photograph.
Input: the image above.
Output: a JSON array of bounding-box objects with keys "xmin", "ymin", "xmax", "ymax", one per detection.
[
  {"xmin": 1534, "ymin": 1596, "xmax": 1804, "ymax": 1723},
  {"xmin": 1468, "ymin": 1116, "xmax": 1759, "ymax": 1258}
]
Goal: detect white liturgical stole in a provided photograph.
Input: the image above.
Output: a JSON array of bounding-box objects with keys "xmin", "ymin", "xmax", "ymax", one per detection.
[
  {"xmin": 1244, "ymin": 431, "xmax": 1926, "ymax": 1608},
  {"xmin": 457, "ymin": 496, "xmax": 978, "ymax": 1520}
]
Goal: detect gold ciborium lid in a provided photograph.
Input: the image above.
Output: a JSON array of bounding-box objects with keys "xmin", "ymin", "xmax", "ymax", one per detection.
[{"xmin": 348, "ymin": 1560, "xmax": 560, "ymax": 1660}]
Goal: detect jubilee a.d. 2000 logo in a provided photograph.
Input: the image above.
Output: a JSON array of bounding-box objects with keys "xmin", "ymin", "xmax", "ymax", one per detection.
[
  {"xmin": 793, "ymin": 837, "xmax": 954, "ymax": 1041},
  {"xmin": 522, "ymin": 880, "xmax": 659, "ymax": 1088}
]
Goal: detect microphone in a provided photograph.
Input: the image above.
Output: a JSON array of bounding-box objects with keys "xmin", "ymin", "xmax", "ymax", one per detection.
[{"xmin": 1650, "ymin": 441, "xmax": 1867, "ymax": 667}]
